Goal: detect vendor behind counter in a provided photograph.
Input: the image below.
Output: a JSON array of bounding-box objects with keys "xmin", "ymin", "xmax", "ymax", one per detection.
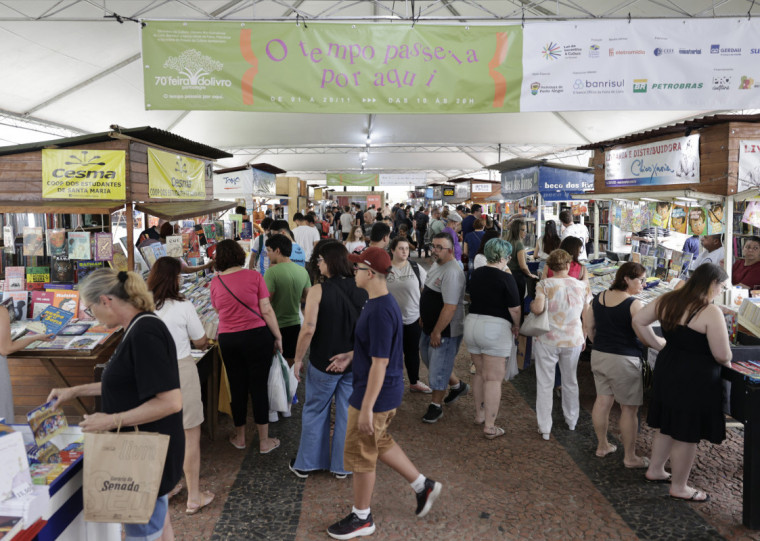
[{"xmin": 733, "ymin": 235, "xmax": 760, "ymax": 289}]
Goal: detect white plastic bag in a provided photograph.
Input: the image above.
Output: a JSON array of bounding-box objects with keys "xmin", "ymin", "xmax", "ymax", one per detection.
[
  {"xmin": 268, "ymin": 352, "xmax": 289, "ymax": 413},
  {"xmin": 505, "ymin": 339, "xmax": 519, "ymax": 381}
]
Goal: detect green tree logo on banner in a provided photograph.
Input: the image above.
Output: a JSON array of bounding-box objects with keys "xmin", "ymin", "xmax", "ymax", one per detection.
[{"xmin": 163, "ymin": 49, "xmax": 224, "ymax": 86}]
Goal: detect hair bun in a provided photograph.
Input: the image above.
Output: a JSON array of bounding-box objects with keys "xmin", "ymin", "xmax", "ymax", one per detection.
[{"xmin": 117, "ymin": 271, "xmax": 129, "ymax": 283}]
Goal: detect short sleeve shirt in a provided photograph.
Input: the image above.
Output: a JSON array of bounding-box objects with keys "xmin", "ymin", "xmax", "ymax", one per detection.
[
  {"xmin": 264, "ymin": 261, "xmax": 311, "ymax": 328},
  {"xmin": 155, "ymin": 299, "xmax": 206, "ymax": 359},
  {"xmin": 535, "ymin": 277, "xmax": 591, "ymax": 347},
  {"xmin": 293, "ymin": 226, "xmax": 320, "ymax": 261},
  {"xmin": 468, "ymin": 267, "xmax": 521, "ymax": 323},
  {"xmin": 561, "ymin": 223, "xmax": 590, "ymax": 260},
  {"xmin": 349, "ymin": 294, "xmax": 404, "ymax": 413},
  {"xmin": 387, "ymin": 261, "xmax": 427, "ymax": 324},
  {"xmin": 210, "ymin": 269, "xmax": 269, "ymax": 334},
  {"xmin": 507, "ymin": 240, "xmax": 525, "ymax": 274},
  {"xmin": 420, "ymin": 259, "xmax": 466, "ymax": 337}
]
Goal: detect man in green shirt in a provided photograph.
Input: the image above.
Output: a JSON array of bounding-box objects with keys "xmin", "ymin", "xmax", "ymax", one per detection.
[{"xmin": 265, "ymin": 234, "xmax": 312, "ymax": 366}]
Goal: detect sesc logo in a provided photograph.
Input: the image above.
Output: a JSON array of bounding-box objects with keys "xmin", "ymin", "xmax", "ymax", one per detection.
[
  {"xmin": 155, "ymin": 48, "xmax": 232, "ymax": 90},
  {"xmin": 633, "ymin": 79, "xmax": 648, "ymax": 93},
  {"xmin": 542, "ymin": 42, "xmax": 561, "ymax": 60},
  {"xmin": 589, "ymin": 44, "xmax": 600, "ymax": 58}
]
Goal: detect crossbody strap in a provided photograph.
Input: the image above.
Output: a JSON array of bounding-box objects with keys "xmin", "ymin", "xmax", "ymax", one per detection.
[{"xmin": 217, "ymin": 274, "xmax": 263, "ymax": 320}]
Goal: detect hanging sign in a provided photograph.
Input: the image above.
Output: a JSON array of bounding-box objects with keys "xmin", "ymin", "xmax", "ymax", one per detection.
[
  {"xmin": 366, "ymin": 194, "xmax": 382, "ymax": 209},
  {"xmin": 739, "ymin": 140, "xmax": 760, "ymax": 193},
  {"xmin": 148, "ymin": 148, "xmax": 206, "ymax": 199},
  {"xmin": 41, "ymin": 149, "xmax": 126, "ymax": 200},
  {"xmin": 604, "ymin": 134, "xmax": 700, "ymax": 187},
  {"xmin": 213, "ymin": 168, "xmax": 253, "ymax": 196},
  {"xmin": 472, "ymin": 183, "xmax": 494, "ymax": 193},
  {"xmin": 326, "ymin": 173, "xmax": 379, "ymax": 186},
  {"xmin": 442, "ymin": 187, "xmax": 455, "ymax": 197},
  {"xmin": 501, "ymin": 167, "xmax": 539, "ymax": 197},
  {"xmin": 379, "ymin": 173, "xmax": 427, "ymax": 186}
]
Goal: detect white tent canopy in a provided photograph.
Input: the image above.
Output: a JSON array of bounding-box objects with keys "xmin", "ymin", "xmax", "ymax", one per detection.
[{"xmin": 0, "ymin": 0, "xmax": 757, "ymax": 183}]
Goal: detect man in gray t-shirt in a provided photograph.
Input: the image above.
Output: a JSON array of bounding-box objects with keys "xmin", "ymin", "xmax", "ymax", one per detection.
[{"xmin": 418, "ymin": 232, "xmax": 468, "ymax": 424}]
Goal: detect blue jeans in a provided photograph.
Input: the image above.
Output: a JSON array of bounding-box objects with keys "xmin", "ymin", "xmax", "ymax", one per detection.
[
  {"xmin": 294, "ymin": 362, "xmax": 353, "ymax": 475},
  {"xmin": 419, "ymin": 332, "xmax": 463, "ymax": 391},
  {"xmin": 124, "ymin": 495, "xmax": 167, "ymax": 541}
]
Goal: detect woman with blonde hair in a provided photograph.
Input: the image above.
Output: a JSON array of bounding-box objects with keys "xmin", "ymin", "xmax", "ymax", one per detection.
[{"xmin": 48, "ymin": 269, "xmax": 184, "ymax": 541}]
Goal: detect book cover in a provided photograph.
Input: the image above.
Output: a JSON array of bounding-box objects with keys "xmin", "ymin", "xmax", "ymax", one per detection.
[
  {"xmin": 707, "ymin": 202, "xmax": 725, "ymax": 234},
  {"xmin": 67, "ymin": 232, "xmax": 91, "ymax": 260},
  {"xmin": 50, "ymin": 289, "xmax": 79, "ymax": 316},
  {"xmin": 22, "ymin": 227, "xmax": 44, "ymax": 257},
  {"xmin": 194, "ymin": 224, "xmax": 208, "ymax": 246},
  {"xmin": 230, "ymin": 214, "xmax": 242, "ymax": 238},
  {"xmin": 2, "ymin": 225, "xmax": 13, "ymax": 254},
  {"xmin": 30, "ymin": 291, "xmax": 55, "ymax": 319},
  {"xmin": 34, "ymin": 305, "xmax": 75, "ymax": 334},
  {"xmin": 25, "ymin": 335, "xmax": 72, "ymax": 350},
  {"xmin": 57, "ymin": 322, "xmax": 91, "ymax": 336},
  {"xmin": 669, "ymin": 205, "xmax": 688, "ymax": 234},
  {"xmin": 186, "ymin": 230, "xmax": 200, "ymax": 258},
  {"xmin": 214, "ymin": 220, "xmax": 224, "ymax": 241},
  {"xmin": 76, "ymin": 260, "xmax": 103, "ymax": 283},
  {"xmin": 46, "ymin": 228, "xmax": 67, "ymax": 257},
  {"xmin": 240, "ymin": 221, "xmax": 252, "ymax": 240},
  {"xmin": 26, "ymin": 401, "xmax": 68, "ymax": 446},
  {"xmin": 3, "ymin": 267, "xmax": 25, "ymax": 291},
  {"xmin": 165, "ymin": 235, "xmax": 183, "ymax": 257},
  {"xmin": 93, "ymin": 232, "xmax": 113, "ymax": 261},
  {"xmin": 25, "ymin": 266, "xmax": 50, "ymax": 284},
  {"xmin": 1, "ymin": 291, "xmax": 28, "ymax": 321},
  {"xmin": 150, "ymin": 243, "xmax": 167, "ymax": 261},
  {"xmin": 50, "ymin": 259, "xmax": 74, "ymax": 283},
  {"xmin": 66, "ymin": 333, "xmax": 107, "ymax": 351},
  {"xmin": 140, "ymin": 245, "xmax": 157, "ymax": 268},
  {"xmin": 109, "ymin": 242, "xmax": 127, "ymax": 272},
  {"xmin": 42, "ymin": 282, "xmax": 73, "ymax": 290},
  {"xmin": 201, "ymin": 223, "xmax": 215, "ymax": 242}
]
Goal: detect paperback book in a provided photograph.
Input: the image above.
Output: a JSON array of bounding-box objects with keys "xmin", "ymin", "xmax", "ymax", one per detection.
[
  {"xmin": 25, "ymin": 266, "xmax": 50, "ymax": 284},
  {"xmin": 165, "ymin": 235, "xmax": 183, "ymax": 257},
  {"xmin": 22, "ymin": 227, "xmax": 44, "ymax": 257},
  {"xmin": 33, "ymin": 305, "xmax": 75, "ymax": 335},
  {"xmin": 3, "ymin": 267, "xmax": 25, "ymax": 291},
  {"xmin": 46, "ymin": 228, "xmax": 67, "ymax": 257},
  {"xmin": 93, "ymin": 232, "xmax": 113, "ymax": 261},
  {"xmin": 2, "ymin": 225, "xmax": 13, "ymax": 254},
  {"xmin": 50, "ymin": 259, "xmax": 74, "ymax": 284},
  {"xmin": 51, "ymin": 290, "xmax": 79, "ymax": 316},
  {"xmin": 30, "ymin": 291, "xmax": 55, "ymax": 319},
  {"xmin": 1, "ymin": 292, "xmax": 28, "ymax": 321},
  {"xmin": 26, "ymin": 401, "xmax": 68, "ymax": 446},
  {"xmin": 76, "ymin": 260, "xmax": 103, "ymax": 283},
  {"xmin": 67, "ymin": 231, "xmax": 91, "ymax": 260}
]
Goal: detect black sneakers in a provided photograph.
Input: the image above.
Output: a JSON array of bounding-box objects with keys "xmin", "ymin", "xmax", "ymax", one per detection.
[
  {"xmin": 443, "ymin": 382, "xmax": 469, "ymax": 405},
  {"xmin": 415, "ymin": 478, "xmax": 443, "ymax": 517},
  {"xmin": 327, "ymin": 512, "xmax": 376, "ymax": 539},
  {"xmin": 422, "ymin": 404, "xmax": 443, "ymax": 423},
  {"xmin": 288, "ymin": 458, "xmax": 309, "ymax": 479}
]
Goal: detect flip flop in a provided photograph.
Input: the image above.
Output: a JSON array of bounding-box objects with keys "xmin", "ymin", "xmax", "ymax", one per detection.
[
  {"xmin": 595, "ymin": 444, "xmax": 618, "ymax": 458},
  {"xmin": 229, "ymin": 437, "xmax": 245, "ymax": 450},
  {"xmin": 625, "ymin": 457, "xmax": 650, "ymax": 469},
  {"xmin": 645, "ymin": 474, "xmax": 672, "ymax": 484},
  {"xmin": 260, "ymin": 438, "xmax": 281, "ymax": 454},
  {"xmin": 670, "ymin": 489, "xmax": 710, "ymax": 503},
  {"xmin": 186, "ymin": 491, "xmax": 215, "ymax": 515},
  {"xmin": 484, "ymin": 427, "xmax": 505, "ymax": 440},
  {"xmin": 167, "ymin": 482, "xmax": 183, "ymax": 499}
]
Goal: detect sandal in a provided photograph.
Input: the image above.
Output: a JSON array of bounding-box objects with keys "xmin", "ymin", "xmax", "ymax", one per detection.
[
  {"xmin": 484, "ymin": 427, "xmax": 505, "ymax": 440},
  {"xmin": 229, "ymin": 437, "xmax": 245, "ymax": 450},
  {"xmin": 645, "ymin": 474, "xmax": 672, "ymax": 484},
  {"xmin": 260, "ymin": 438, "xmax": 281, "ymax": 454},
  {"xmin": 670, "ymin": 489, "xmax": 710, "ymax": 503},
  {"xmin": 186, "ymin": 491, "xmax": 215, "ymax": 515}
]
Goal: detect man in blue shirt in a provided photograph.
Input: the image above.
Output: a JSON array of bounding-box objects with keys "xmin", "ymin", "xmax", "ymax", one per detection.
[
  {"xmin": 269, "ymin": 220, "xmax": 306, "ymax": 267},
  {"xmin": 460, "ymin": 203, "xmax": 482, "ymax": 238},
  {"xmin": 325, "ymin": 247, "xmax": 442, "ymax": 540}
]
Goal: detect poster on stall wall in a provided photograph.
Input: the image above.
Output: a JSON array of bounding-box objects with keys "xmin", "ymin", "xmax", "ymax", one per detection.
[
  {"xmin": 605, "ymin": 135, "xmax": 700, "ymax": 188},
  {"xmin": 707, "ymin": 202, "xmax": 725, "ymax": 234},
  {"xmin": 742, "ymin": 201, "xmax": 760, "ymax": 228},
  {"xmin": 650, "ymin": 202, "xmax": 671, "ymax": 229},
  {"xmin": 688, "ymin": 207, "xmax": 708, "ymax": 236},
  {"xmin": 738, "ymin": 140, "xmax": 760, "ymax": 193},
  {"xmin": 631, "ymin": 204, "xmax": 642, "ymax": 233},
  {"xmin": 147, "ymin": 148, "xmax": 206, "ymax": 199},
  {"xmin": 22, "ymin": 227, "xmax": 44, "ymax": 257},
  {"xmin": 669, "ymin": 205, "xmax": 688, "ymax": 234}
]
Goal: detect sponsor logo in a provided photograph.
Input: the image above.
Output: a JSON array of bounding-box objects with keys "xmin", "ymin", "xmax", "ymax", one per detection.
[
  {"xmin": 752, "ymin": 49, "xmax": 760, "ymax": 54},
  {"xmin": 649, "ymin": 82, "xmax": 704, "ymax": 90},
  {"xmin": 739, "ymin": 76, "xmax": 755, "ymax": 90},
  {"xmin": 654, "ymin": 48, "xmax": 674, "ymax": 56},
  {"xmin": 542, "ymin": 42, "xmax": 561, "ymax": 60},
  {"xmin": 710, "ymin": 44, "xmax": 742, "ymax": 56},
  {"xmin": 713, "ymin": 76, "xmax": 731, "ymax": 90},
  {"xmin": 589, "ymin": 44, "xmax": 600, "ymax": 58},
  {"xmin": 608, "ymin": 48, "xmax": 646, "ymax": 56},
  {"xmin": 678, "ymin": 48, "xmax": 702, "ymax": 55},
  {"xmin": 562, "ymin": 44, "xmax": 582, "ymax": 59},
  {"xmin": 573, "ymin": 78, "xmax": 625, "ymax": 94},
  {"xmin": 155, "ymin": 48, "xmax": 232, "ymax": 90},
  {"xmin": 51, "ymin": 150, "xmax": 118, "ymax": 180},
  {"xmin": 530, "ymin": 82, "xmax": 564, "ymax": 95},
  {"xmin": 633, "ymin": 79, "xmax": 648, "ymax": 93}
]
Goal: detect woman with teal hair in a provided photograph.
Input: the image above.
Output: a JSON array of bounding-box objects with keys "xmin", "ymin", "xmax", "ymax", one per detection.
[{"xmin": 463, "ymin": 238, "xmax": 522, "ymax": 439}]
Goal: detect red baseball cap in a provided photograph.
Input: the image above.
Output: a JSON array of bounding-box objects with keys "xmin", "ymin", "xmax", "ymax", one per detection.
[{"xmin": 348, "ymin": 247, "xmax": 392, "ymax": 275}]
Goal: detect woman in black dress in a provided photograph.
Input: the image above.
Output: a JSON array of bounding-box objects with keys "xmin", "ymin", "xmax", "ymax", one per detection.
[{"xmin": 633, "ymin": 263, "xmax": 732, "ymax": 502}]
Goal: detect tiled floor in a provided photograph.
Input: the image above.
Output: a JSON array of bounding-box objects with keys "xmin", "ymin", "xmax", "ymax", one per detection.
[{"xmin": 169, "ymin": 344, "xmax": 756, "ymax": 541}]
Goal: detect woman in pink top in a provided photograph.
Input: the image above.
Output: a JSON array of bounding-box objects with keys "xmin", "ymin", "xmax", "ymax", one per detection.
[
  {"xmin": 542, "ymin": 236, "xmax": 588, "ymax": 281},
  {"xmin": 209, "ymin": 240, "xmax": 283, "ymax": 453}
]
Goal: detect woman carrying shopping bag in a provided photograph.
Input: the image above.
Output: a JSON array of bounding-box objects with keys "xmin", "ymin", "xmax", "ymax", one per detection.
[{"xmin": 49, "ymin": 269, "xmax": 184, "ymax": 541}]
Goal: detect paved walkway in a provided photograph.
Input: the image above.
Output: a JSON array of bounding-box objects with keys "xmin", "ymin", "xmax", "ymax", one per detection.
[{"xmin": 168, "ymin": 346, "xmax": 755, "ymax": 541}]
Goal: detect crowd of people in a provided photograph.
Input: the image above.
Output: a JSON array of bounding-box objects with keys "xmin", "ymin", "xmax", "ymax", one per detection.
[{"xmin": 41, "ymin": 201, "xmax": 737, "ymax": 540}]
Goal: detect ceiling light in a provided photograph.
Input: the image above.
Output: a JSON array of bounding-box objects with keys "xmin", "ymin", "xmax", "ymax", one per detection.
[
  {"xmin": 640, "ymin": 197, "xmax": 661, "ymax": 202},
  {"xmin": 675, "ymin": 196, "xmax": 698, "ymax": 202}
]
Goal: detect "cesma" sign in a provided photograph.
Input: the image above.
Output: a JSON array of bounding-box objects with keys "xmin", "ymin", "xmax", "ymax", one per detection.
[{"xmin": 42, "ymin": 149, "xmax": 126, "ymax": 200}]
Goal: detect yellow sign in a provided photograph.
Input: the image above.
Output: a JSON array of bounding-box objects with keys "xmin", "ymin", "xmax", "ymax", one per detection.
[
  {"xmin": 147, "ymin": 148, "xmax": 206, "ymax": 199},
  {"xmin": 42, "ymin": 149, "xmax": 126, "ymax": 200}
]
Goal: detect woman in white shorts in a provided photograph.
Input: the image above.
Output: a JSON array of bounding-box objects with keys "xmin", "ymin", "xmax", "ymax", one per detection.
[
  {"xmin": 584, "ymin": 262, "xmax": 651, "ymax": 468},
  {"xmin": 464, "ymin": 238, "xmax": 522, "ymax": 439}
]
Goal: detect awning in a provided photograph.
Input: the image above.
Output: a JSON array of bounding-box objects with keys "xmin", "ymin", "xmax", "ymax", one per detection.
[
  {"xmin": 0, "ymin": 200, "xmax": 125, "ymax": 214},
  {"xmin": 135, "ymin": 199, "xmax": 237, "ymax": 221}
]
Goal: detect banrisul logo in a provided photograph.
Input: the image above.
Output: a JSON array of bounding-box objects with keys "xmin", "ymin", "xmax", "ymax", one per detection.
[
  {"xmin": 53, "ymin": 151, "xmax": 115, "ymax": 179},
  {"xmin": 156, "ymin": 49, "xmax": 232, "ymax": 90},
  {"xmin": 542, "ymin": 42, "xmax": 561, "ymax": 60},
  {"xmin": 633, "ymin": 79, "xmax": 648, "ymax": 93}
]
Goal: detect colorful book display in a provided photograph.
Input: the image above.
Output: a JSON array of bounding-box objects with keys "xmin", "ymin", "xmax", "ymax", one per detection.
[
  {"xmin": 22, "ymin": 227, "xmax": 44, "ymax": 257},
  {"xmin": 93, "ymin": 232, "xmax": 113, "ymax": 261},
  {"xmin": 67, "ymin": 232, "xmax": 91, "ymax": 260}
]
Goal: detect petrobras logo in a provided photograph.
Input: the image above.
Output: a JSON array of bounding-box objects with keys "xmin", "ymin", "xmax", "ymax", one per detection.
[
  {"xmin": 589, "ymin": 44, "xmax": 600, "ymax": 58},
  {"xmin": 542, "ymin": 42, "xmax": 561, "ymax": 60},
  {"xmin": 710, "ymin": 44, "xmax": 742, "ymax": 56},
  {"xmin": 633, "ymin": 78, "xmax": 647, "ymax": 93},
  {"xmin": 653, "ymin": 48, "xmax": 674, "ymax": 56},
  {"xmin": 649, "ymin": 82, "xmax": 704, "ymax": 90},
  {"xmin": 713, "ymin": 75, "xmax": 731, "ymax": 90}
]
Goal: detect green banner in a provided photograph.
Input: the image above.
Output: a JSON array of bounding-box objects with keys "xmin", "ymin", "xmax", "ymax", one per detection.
[
  {"xmin": 142, "ymin": 21, "xmax": 522, "ymax": 113},
  {"xmin": 326, "ymin": 173, "xmax": 379, "ymax": 187}
]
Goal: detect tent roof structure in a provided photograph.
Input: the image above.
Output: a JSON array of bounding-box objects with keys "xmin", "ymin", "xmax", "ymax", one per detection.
[{"xmin": 1, "ymin": 1, "xmax": 759, "ymax": 185}]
